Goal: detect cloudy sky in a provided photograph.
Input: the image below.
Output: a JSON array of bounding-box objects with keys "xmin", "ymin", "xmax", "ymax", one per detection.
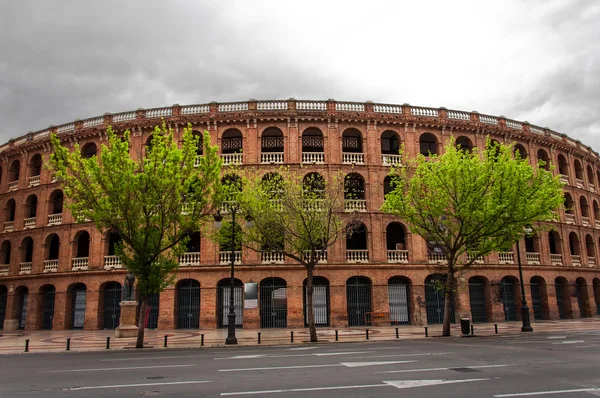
[{"xmin": 1, "ymin": 0, "xmax": 599, "ymax": 150}]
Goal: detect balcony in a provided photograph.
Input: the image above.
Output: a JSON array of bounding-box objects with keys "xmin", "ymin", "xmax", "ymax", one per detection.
[
  {"xmin": 221, "ymin": 153, "xmax": 243, "ymax": 166},
  {"xmin": 219, "ymin": 251, "xmax": 241, "ymax": 265},
  {"xmin": 261, "ymin": 251, "xmax": 285, "ymax": 264},
  {"xmin": 346, "ymin": 250, "xmax": 369, "ymax": 263},
  {"xmin": 550, "ymin": 254, "xmax": 563, "ymax": 265},
  {"xmin": 588, "ymin": 257, "xmax": 596, "ymax": 267},
  {"xmin": 382, "ymin": 154, "xmax": 402, "ymax": 166},
  {"xmin": 193, "ymin": 155, "xmax": 201, "ymax": 168},
  {"xmin": 590, "ymin": 183, "xmax": 596, "ymax": 193},
  {"xmin": 559, "ymin": 174, "xmax": 569, "ymax": 185},
  {"xmin": 19, "ymin": 262, "xmax": 32, "ymax": 274},
  {"xmin": 24, "ymin": 217, "xmax": 36, "ymax": 229},
  {"xmin": 303, "ymin": 250, "xmax": 327, "ymax": 263},
  {"xmin": 576, "ymin": 178, "xmax": 584, "ymax": 189},
  {"xmin": 104, "ymin": 255, "xmax": 122, "ymax": 269},
  {"xmin": 467, "ymin": 254, "xmax": 484, "ymax": 264},
  {"xmin": 28, "ymin": 175, "xmax": 40, "ymax": 187},
  {"xmin": 526, "ymin": 252, "xmax": 540, "ymax": 265},
  {"xmin": 302, "ymin": 152, "xmax": 324, "ymax": 164},
  {"xmin": 582, "ymin": 216, "xmax": 590, "ymax": 227},
  {"xmin": 72, "ymin": 257, "xmax": 89, "ymax": 270},
  {"xmin": 499, "ymin": 252, "xmax": 514, "ymax": 264},
  {"xmin": 44, "ymin": 260, "xmax": 59, "ymax": 272},
  {"xmin": 303, "ymin": 199, "xmax": 325, "ymax": 212},
  {"xmin": 48, "ymin": 213, "xmax": 63, "ymax": 226},
  {"xmin": 428, "ymin": 253, "xmax": 447, "ymax": 264},
  {"xmin": 344, "ymin": 199, "xmax": 367, "ymax": 212},
  {"xmin": 261, "ymin": 152, "xmax": 284, "ymax": 164},
  {"xmin": 565, "ymin": 213, "xmax": 575, "ymax": 224},
  {"xmin": 342, "ymin": 153, "xmax": 364, "ymax": 165},
  {"xmin": 387, "ymin": 250, "xmax": 409, "ymax": 263},
  {"xmin": 179, "ymin": 252, "xmax": 200, "ymax": 267},
  {"xmin": 8, "ymin": 181, "xmax": 18, "ymax": 191},
  {"xmin": 3, "ymin": 221, "xmax": 14, "ymax": 232},
  {"xmin": 571, "ymin": 254, "xmax": 581, "ymax": 266},
  {"xmin": 0, "ymin": 265, "xmax": 8, "ymax": 275}
]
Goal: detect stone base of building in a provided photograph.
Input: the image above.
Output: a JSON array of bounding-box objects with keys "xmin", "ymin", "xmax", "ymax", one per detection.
[
  {"xmin": 2, "ymin": 319, "xmax": 19, "ymax": 331},
  {"xmin": 115, "ymin": 300, "xmax": 138, "ymax": 338}
]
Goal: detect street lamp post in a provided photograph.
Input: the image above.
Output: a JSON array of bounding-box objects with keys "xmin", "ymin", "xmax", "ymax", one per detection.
[{"xmin": 515, "ymin": 236, "xmax": 533, "ymax": 332}]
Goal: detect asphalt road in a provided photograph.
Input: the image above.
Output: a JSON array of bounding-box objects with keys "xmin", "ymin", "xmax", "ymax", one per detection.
[{"xmin": 2, "ymin": 329, "xmax": 600, "ymax": 397}]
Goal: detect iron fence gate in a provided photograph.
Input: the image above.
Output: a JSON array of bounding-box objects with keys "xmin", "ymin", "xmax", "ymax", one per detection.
[
  {"xmin": 0, "ymin": 288, "xmax": 6, "ymax": 329},
  {"xmin": 425, "ymin": 276, "xmax": 454, "ymax": 324},
  {"xmin": 103, "ymin": 283, "xmax": 121, "ymax": 330},
  {"xmin": 146, "ymin": 293, "xmax": 159, "ymax": 329},
  {"xmin": 72, "ymin": 288, "xmax": 86, "ymax": 329},
  {"xmin": 388, "ymin": 278, "xmax": 410, "ymax": 325},
  {"xmin": 260, "ymin": 278, "xmax": 287, "ymax": 328},
  {"xmin": 501, "ymin": 279, "xmax": 517, "ymax": 321},
  {"xmin": 42, "ymin": 288, "xmax": 55, "ymax": 330},
  {"xmin": 177, "ymin": 280, "xmax": 200, "ymax": 329},
  {"xmin": 19, "ymin": 294, "xmax": 28, "ymax": 329},
  {"xmin": 530, "ymin": 282, "xmax": 543, "ymax": 320},
  {"xmin": 346, "ymin": 277, "xmax": 372, "ymax": 326},
  {"xmin": 303, "ymin": 278, "xmax": 330, "ymax": 327},
  {"xmin": 555, "ymin": 282, "xmax": 566, "ymax": 319},
  {"xmin": 218, "ymin": 280, "xmax": 243, "ymax": 328},
  {"xmin": 468, "ymin": 279, "xmax": 487, "ymax": 323}
]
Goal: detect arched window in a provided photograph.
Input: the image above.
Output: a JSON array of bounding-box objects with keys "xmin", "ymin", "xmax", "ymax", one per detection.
[
  {"xmin": 74, "ymin": 231, "xmax": 90, "ymax": 258},
  {"xmin": 346, "ymin": 276, "xmax": 372, "ymax": 326},
  {"xmin": 455, "ymin": 136, "xmax": 473, "ymax": 152},
  {"xmin": 221, "ymin": 174, "xmax": 241, "ymax": 203},
  {"xmin": 342, "ymin": 129, "xmax": 363, "ymax": 153},
  {"xmin": 261, "ymin": 127, "xmax": 284, "ymax": 153},
  {"xmin": 569, "ymin": 232, "xmax": 581, "ymax": 256},
  {"xmin": 4, "ymin": 199, "xmax": 16, "ymax": 223},
  {"xmin": 24, "ymin": 195, "xmax": 37, "ymax": 220},
  {"xmin": 176, "ymin": 279, "xmax": 200, "ymax": 329},
  {"xmin": 514, "ymin": 144, "xmax": 528, "ymax": 159},
  {"xmin": 593, "ymin": 200, "xmax": 600, "ymax": 224},
  {"xmin": 574, "ymin": 159, "xmax": 584, "ymax": 181},
  {"xmin": 388, "ymin": 276, "xmax": 410, "ymax": 325},
  {"xmin": 580, "ymin": 196, "xmax": 590, "ymax": 218},
  {"xmin": 260, "ymin": 277, "xmax": 287, "ymax": 328},
  {"xmin": 344, "ymin": 173, "xmax": 365, "ymax": 200},
  {"xmin": 557, "ymin": 154, "xmax": 568, "ymax": 176},
  {"xmin": 0, "ymin": 240, "xmax": 11, "ymax": 265},
  {"xmin": 221, "ymin": 129, "xmax": 243, "ymax": 154},
  {"xmin": 537, "ymin": 149, "xmax": 550, "ymax": 170},
  {"xmin": 192, "ymin": 130, "xmax": 203, "ymax": 156},
  {"xmin": 468, "ymin": 276, "xmax": 489, "ymax": 323},
  {"xmin": 383, "ymin": 176, "xmax": 393, "ymax": 198},
  {"xmin": 587, "ymin": 165, "xmax": 595, "ymax": 187},
  {"xmin": 303, "ymin": 172, "xmax": 325, "ymax": 198},
  {"xmin": 49, "ymin": 190, "xmax": 64, "ymax": 215},
  {"xmin": 8, "ymin": 160, "xmax": 20, "ymax": 182},
  {"xmin": 386, "ymin": 222, "xmax": 407, "ymax": 263},
  {"xmin": 548, "ymin": 231, "xmax": 562, "ymax": 255},
  {"xmin": 564, "ymin": 193, "xmax": 574, "ymax": 215},
  {"xmin": 381, "ymin": 131, "xmax": 400, "ymax": 154},
  {"xmin": 28, "ymin": 154, "xmax": 42, "ymax": 178},
  {"xmin": 46, "ymin": 234, "xmax": 60, "ymax": 260},
  {"xmin": 419, "ymin": 133, "xmax": 437, "ymax": 156},
  {"xmin": 301, "ymin": 128, "xmax": 324, "ymax": 164},
  {"xmin": 346, "ymin": 222, "xmax": 368, "ymax": 262},
  {"xmin": 21, "ymin": 237, "xmax": 34, "ymax": 263},
  {"xmin": 81, "ymin": 143, "xmax": 97, "ymax": 158},
  {"xmin": 586, "ymin": 234, "xmax": 595, "ymax": 260}
]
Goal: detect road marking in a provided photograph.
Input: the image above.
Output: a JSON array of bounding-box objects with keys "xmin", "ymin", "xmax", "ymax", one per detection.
[
  {"xmin": 352, "ymin": 352, "xmax": 451, "ymax": 359},
  {"xmin": 494, "ymin": 387, "xmax": 600, "ymax": 397},
  {"xmin": 288, "ymin": 347, "xmax": 319, "ymax": 351},
  {"xmin": 552, "ymin": 340, "xmax": 584, "ymax": 345},
  {"xmin": 215, "ymin": 351, "xmax": 372, "ymax": 360},
  {"xmin": 66, "ymin": 380, "xmax": 211, "ymax": 391},
  {"xmin": 340, "ymin": 360, "xmax": 416, "ymax": 367},
  {"xmin": 547, "ymin": 336, "xmax": 567, "ymax": 339},
  {"xmin": 313, "ymin": 351, "xmax": 373, "ymax": 356},
  {"xmin": 384, "ymin": 378, "xmax": 489, "ymax": 389},
  {"xmin": 228, "ymin": 355, "xmax": 265, "ymax": 359},
  {"xmin": 48, "ymin": 364, "xmax": 195, "ymax": 373},
  {"xmin": 220, "ymin": 360, "xmax": 415, "ymax": 372},
  {"xmin": 378, "ymin": 364, "xmax": 512, "ymax": 374},
  {"xmin": 101, "ymin": 355, "xmax": 199, "ymax": 362}
]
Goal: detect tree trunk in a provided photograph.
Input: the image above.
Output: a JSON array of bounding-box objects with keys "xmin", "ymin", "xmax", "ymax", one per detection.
[
  {"xmin": 306, "ymin": 265, "xmax": 318, "ymax": 342},
  {"xmin": 135, "ymin": 297, "xmax": 148, "ymax": 348},
  {"xmin": 442, "ymin": 270, "xmax": 454, "ymax": 337}
]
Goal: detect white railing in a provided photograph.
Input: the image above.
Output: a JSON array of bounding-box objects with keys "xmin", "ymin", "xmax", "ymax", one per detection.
[
  {"xmin": 302, "ymin": 152, "xmax": 324, "ymax": 164},
  {"xmin": 219, "ymin": 102, "xmax": 248, "ymax": 112},
  {"xmin": 44, "ymin": 259, "xmax": 59, "ymax": 272},
  {"xmin": 19, "ymin": 262, "xmax": 32, "ymax": 274},
  {"xmin": 303, "ymin": 250, "xmax": 328, "ymax": 263},
  {"xmin": 34, "ymin": 130, "xmax": 50, "ymax": 140},
  {"xmin": 83, "ymin": 117, "xmax": 104, "ymax": 128},
  {"xmin": 112, "ymin": 112, "xmax": 136, "ymax": 122},
  {"xmin": 146, "ymin": 107, "xmax": 172, "ymax": 118},
  {"xmin": 411, "ymin": 107, "xmax": 438, "ymax": 117},
  {"xmin": 261, "ymin": 152, "xmax": 284, "ymax": 164},
  {"xmin": 219, "ymin": 251, "xmax": 242, "ymax": 265},
  {"xmin": 193, "ymin": 155, "xmax": 201, "ymax": 167},
  {"xmin": 559, "ymin": 174, "xmax": 569, "ymax": 185},
  {"xmin": 104, "ymin": 255, "xmax": 122, "ymax": 269},
  {"xmin": 179, "ymin": 252, "xmax": 201, "ymax": 267},
  {"xmin": 344, "ymin": 199, "xmax": 367, "ymax": 212},
  {"xmin": 28, "ymin": 175, "xmax": 40, "ymax": 187},
  {"xmin": 576, "ymin": 178, "xmax": 584, "ymax": 189},
  {"xmin": 346, "ymin": 250, "xmax": 369, "ymax": 263},
  {"xmin": 8, "ymin": 181, "xmax": 18, "ymax": 191},
  {"xmin": 588, "ymin": 257, "xmax": 596, "ymax": 267},
  {"xmin": 57, "ymin": 123, "xmax": 75, "ymax": 134},
  {"xmin": 571, "ymin": 254, "xmax": 581, "ymax": 266},
  {"xmin": 596, "ymin": 220, "xmax": 600, "ymax": 229},
  {"xmin": 0, "ymin": 265, "xmax": 8, "ymax": 275},
  {"xmin": 467, "ymin": 254, "xmax": 484, "ymax": 264},
  {"xmin": 221, "ymin": 153, "xmax": 243, "ymax": 165},
  {"xmin": 447, "ymin": 110, "xmax": 470, "ymax": 120},
  {"xmin": 296, "ymin": 101, "xmax": 326, "ymax": 111},
  {"xmin": 428, "ymin": 253, "xmax": 447, "ymax": 264},
  {"xmin": 506, "ymin": 120, "xmax": 523, "ymax": 130},
  {"xmin": 373, "ymin": 104, "xmax": 401, "ymax": 114},
  {"xmin": 336, "ymin": 102, "xmax": 365, "ymax": 112},
  {"xmin": 526, "ymin": 252, "xmax": 540, "ymax": 265},
  {"xmin": 582, "ymin": 216, "xmax": 590, "ymax": 227},
  {"xmin": 342, "ymin": 153, "xmax": 364, "ymax": 164},
  {"xmin": 382, "ymin": 154, "xmax": 402, "ymax": 166},
  {"xmin": 181, "ymin": 104, "xmax": 210, "ymax": 114},
  {"xmin": 257, "ymin": 101, "xmax": 288, "ymax": 111},
  {"xmin": 219, "ymin": 200, "xmax": 239, "ymax": 214},
  {"xmin": 479, "ymin": 115, "xmax": 499, "ymax": 124},
  {"xmin": 550, "ymin": 254, "xmax": 563, "ymax": 265},
  {"xmin": 48, "ymin": 213, "xmax": 63, "ymax": 225},
  {"xmin": 499, "ymin": 252, "xmax": 514, "ymax": 264},
  {"xmin": 3, "ymin": 221, "xmax": 13, "ymax": 232},
  {"xmin": 72, "ymin": 257, "xmax": 89, "ymax": 270},
  {"xmin": 589, "ymin": 183, "xmax": 596, "ymax": 193},
  {"xmin": 303, "ymin": 199, "xmax": 325, "ymax": 212},
  {"xmin": 565, "ymin": 213, "xmax": 575, "ymax": 224},
  {"xmin": 387, "ymin": 250, "xmax": 409, "ymax": 263},
  {"xmin": 529, "ymin": 125, "xmax": 545, "ymax": 135},
  {"xmin": 261, "ymin": 251, "xmax": 285, "ymax": 264}
]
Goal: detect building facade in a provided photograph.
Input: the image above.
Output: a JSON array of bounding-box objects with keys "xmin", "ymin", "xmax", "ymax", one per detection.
[{"xmin": 0, "ymin": 99, "xmax": 599, "ymax": 331}]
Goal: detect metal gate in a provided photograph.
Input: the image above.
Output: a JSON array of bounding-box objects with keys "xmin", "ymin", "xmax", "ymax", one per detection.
[
  {"xmin": 501, "ymin": 278, "xmax": 517, "ymax": 321},
  {"xmin": 218, "ymin": 280, "xmax": 243, "ymax": 328},
  {"xmin": 19, "ymin": 293, "xmax": 28, "ymax": 329},
  {"xmin": 260, "ymin": 278, "xmax": 287, "ymax": 328},
  {"xmin": 146, "ymin": 293, "xmax": 159, "ymax": 329},
  {"xmin": 346, "ymin": 276, "xmax": 372, "ymax": 326},
  {"xmin": 425, "ymin": 275, "xmax": 454, "ymax": 324},
  {"xmin": 177, "ymin": 279, "xmax": 200, "ymax": 329},
  {"xmin": 0, "ymin": 287, "xmax": 6, "ymax": 329},
  {"xmin": 555, "ymin": 282, "xmax": 566, "ymax": 319},
  {"xmin": 42, "ymin": 287, "xmax": 56, "ymax": 330},
  {"xmin": 468, "ymin": 278, "xmax": 487, "ymax": 323},
  {"xmin": 72, "ymin": 286, "xmax": 86, "ymax": 329},
  {"xmin": 303, "ymin": 277, "xmax": 330, "ymax": 327},
  {"xmin": 388, "ymin": 277, "xmax": 410, "ymax": 325},
  {"xmin": 103, "ymin": 282, "xmax": 122, "ymax": 330},
  {"xmin": 530, "ymin": 282, "xmax": 543, "ymax": 320}
]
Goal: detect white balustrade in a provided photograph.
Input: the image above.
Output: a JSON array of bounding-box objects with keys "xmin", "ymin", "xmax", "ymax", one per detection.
[
  {"xmin": 34, "ymin": 130, "xmax": 50, "ymax": 140},
  {"xmin": 219, "ymin": 251, "xmax": 242, "ymax": 265},
  {"xmin": 296, "ymin": 101, "xmax": 326, "ymax": 111},
  {"xmin": 344, "ymin": 199, "xmax": 367, "ymax": 212},
  {"xmin": 221, "ymin": 153, "xmax": 243, "ymax": 165},
  {"xmin": 571, "ymin": 254, "xmax": 581, "ymax": 266},
  {"xmin": 218, "ymin": 102, "xmax": 248, "ymax": 112},
  {"xmin": 194, "ymin": 155, "xmax": 201, "ymax": 167},
  {"xmin": 261, "ymin": 251, "xmax": 285, "ymax": 264},
  {"xmin": 57, "ymin": 123, "xmax": 75, "ymax": 134},
  {"xmin": 550, "ymin": 254, "xmax": 563, "ymax": 265},
  {"xmin": 302, "ymin": 152, "xmax": 324, "ymax": 164},
  {"xmin": 48, "ymin": 213, "xmax": 63, "ymax": 225},
  {"xmin": 303, "ymin": 199, "xmax": 325, "ymax": 212},
  {"xmin": 342, "ymin": 153, "xmax": 364, "ymax": 164},
  {"xmin": 0, "ymin": 265, "xmax": 8, "ymax": 275},
  {"xmin": 3, "ymin": 221, "xmax": 13, "ymax": 232},
  {"xmin": 447, "ymin": 110, "xmax": 470, "ymax": 120},
  {"xmin": 261, "ymin": 152, "xmax": 284, "ymax": 164},
  {"xmin": 181, "ymin": 104, "xmax": 210, "ymax": 114},
  {"xmin": 559, "ymin": 174, "xmax": 569, "ymax": 185},
  {"xmin": 146, "ymin": 108, "xmax": 172, "ymax": 118},
  {"xmin": 72, "ymin": 257, "xmax": 89, "ymax": 270},
  {"xmin": 8, "ymin": 181, "xmax": 18, "ymax": 191},
  {"xmin": 303, "ymin": 250, "xmax": 328, "ymax": 263},
  {"xmin": 526, "ymin": 252, "xmax": 540, "ymax": 265},
  {"xmin": 19, "ymin": 262, "xmax": 32, "ymax": 274},
  {"xmin": 588, "ymin": 257, "xmax": 596, "ymax": 267},
  {"xmin": 387, "ymin": 250, "xmax": 409, "ymax": 263},
  {"xmin": 428, "ymin": 253, "xmax": 447, "ymax": 264},
  {"xmin": 479, "ymin": 115, "xmax": 498, "ymax": 125},
  {"xmin": 44, "ymin": 259, "xmax": 59, "ymax": 272},
  {"xmin": 565, "ymin": 213, "xmax": 575, "ymax": 224},
  {"xmin": 113, "ymin": 112, "xmax": 136, "ymax": 122},
  {"xmin": 589, "ymin": 183, "xmax": 596, "ymax": 193},
  {"xmin": 219, "ymin": 200, "xmax": 239, "ymax": 214},
  {"xmin": 505, "ymin": 120, "xmax": 523, "ymax": 130},
  {"xmin": 411, "ymin": 107, "xmax": 438, "ymax": 117},
  {"xmin": 576, "ymin": 178, "xmax": 584, "ymax": 189},
  {"xmin": 83, "ymin": 117, "xmax": 104, "ymax": 128},
  {"xmin": 499, "ymin": 252, "xmax": 514, "ymax": 264},
  {"xmin": 104, "ymin": 255, "xmax": 122, "ymax": 269},
  {"xmin": 374, "ymin": 104, "xmax": 402, "ymax": 114},
  {"xmin": 336, "ymin": 102, "xmax": 365, "ymax": 112},
  {"xmin": 382, "ymin": 154, "xmax": 402, "ymax": 166},
  {"xmin": 346, "ymin": 250, "xmax": 369, "ymax": 263},
  {"xmin": 596, "ymin": 220, "xmax": 600, "ymax": 229},
  {"xmin": 28, "ymin": 175, "xmax": 40, "ymax": 187},
  {"xmin": 582, "ymin": 216, "xmax": 590, "ymax": 227},
  {"xmin": 467, "ymin": 254, "xmax": 484, "ymax": 264},
  {"xmin": 179, "ymin": 252, "xmax": 201, "ymax": 266},
  {"xmin": 257, "ymin": 101, "xmax": 288, "ymax": 111},
  {"xmin": 529, "ymin": 125, "xmax": 544, "ymax": 135}
]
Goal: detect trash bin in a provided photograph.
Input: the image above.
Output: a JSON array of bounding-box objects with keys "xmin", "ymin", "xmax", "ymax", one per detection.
[{"xmin": 460, "ymin": 318, "xmax": 470, "ymax": 335}]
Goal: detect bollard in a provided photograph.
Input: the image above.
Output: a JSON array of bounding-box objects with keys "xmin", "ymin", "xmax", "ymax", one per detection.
[
  {"xmin": 66, "ymin": 338, "xmax": 71, "ymax": 351},
  {"xmin": 425, "ymin": 327, "xmax": 428, "ymax": 337},
  {"xmin": 366, "ymin": 329, "xmax": 369, "ymax": 340},
  {"xmin": 470, "ymin": 325, "xmax": 474, "ymax": 335},
  {"xmin": 258, "ymin": 332, "xmax": 261, "ymax": 344},
  {"xmin": 106, "ymin": 337, "xmax": 110, "ymax": 349},
  {"xmin": 24, "ymin": 339, "xmax": 29, "ymax": 353},
  {"xmin": 290, "ymin": 331, "xmax": 294, "ymax": 343},
  {"xmin": 335, "ymin": 330, "xmax": 339, "ymax": 341},
  {"xmin": 494, "ymin": 323, "xmax": 498, "ymax": 334},
  {"xmin": 396, "ymin": 327, "xmax": 399, "ymax": 339},
  {"xmin": 164, "ymin": 335, "xmax": 168, "ymax": 348},
  {"xmin": 201, "ymin": 334, "xmax": 204, "ymax": 347}
]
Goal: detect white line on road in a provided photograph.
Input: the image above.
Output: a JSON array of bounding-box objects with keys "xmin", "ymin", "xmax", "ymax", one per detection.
[
  {"xmin": 546, "ymin": 336, "xmax": 567, "ymax": 339},
  {"xmin": 314, "ymin": 351, "xmax": 374, "ymax": 356},
  {"xmin": 352, "ymin": 352, "xmax": 452, "ymax": 360},
  {"xmin": 288, "ymin": 347, "xmax": 319, "ymax": 351},
  {"xmin": 214, "ymin": 351, "xmax": 373, "ymax": 360},
  {"xmin": 220, "ymin": 360, "xmax": 416, "ymax": 372},
  {"xmin": 552, "ymin": 340, "xmax": 584, "ymax": 345},
  {"xmin": 66, "ymin": 380, "xmax": 211, "ymax": 391},
  {"xmin": 377, "ymin": 364, "xmax": 512, "ymax": 374},
  {"xmin": 47, "ymin": 364, "xmax": 195, "ymax": 373},
  {"xmin": 101, "ymin": 355, "xmax": 199, "ymax": 362},
  {"xmin": 494, "ymin": 387, "xmax": 600, "ymax": 397}
]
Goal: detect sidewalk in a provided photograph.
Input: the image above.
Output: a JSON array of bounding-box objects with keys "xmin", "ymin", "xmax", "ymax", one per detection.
[{"xmin": 1, "ymin": 318, "xmax": 599, "ymax": 354}]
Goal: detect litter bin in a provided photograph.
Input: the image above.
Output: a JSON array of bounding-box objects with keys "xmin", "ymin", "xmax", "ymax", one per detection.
[{"xmin": 460, "ymin": 318, "xmax": 470, "ymax": 335}]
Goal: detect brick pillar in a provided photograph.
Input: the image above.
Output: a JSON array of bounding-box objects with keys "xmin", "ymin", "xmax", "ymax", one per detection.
[
  {"xmin": 25, "ymin": 290, "xmax": 39, "ymax": 331},
  {"xmin": 158, "ymin": 287, "xmax": 175, "ymax": 329},
  {"xmin": 327, "ymin": 119, "xmax": 340, "ymax": 164},
  {"xmin": 370, "ymin": 215, "xmax": 385, "ymax": 263},
  {"xmin": 200, "ymin": 286, "xmax": 217, "ymax": 329},
  {"xmin": 546, "ymin": 282, "xmax": 560, "ymax": 320},
  {"xmin": 412, "ymin": 283, "xmax": 427, "ymax": 326},
  {"xmin": 52, "ymin": 290, "xmax": 67, "ymax": 330},
  {"xmin": 329, "ymin": 283, "xmax": 347, "ymax": 327},
  {"xmin": 246, "ymin": 119, "xmax": 258, "ymax": 165},
  {"xmin": 286, "ymin": 284, "xmax": 303, "ymax": 328},
  {"xmin": 84, "ymin": 285, "xmax": 100, "ymax": 330},
  {"xmin": 288, "ymin": 117, "xmax": 299, "ymax": 164}
]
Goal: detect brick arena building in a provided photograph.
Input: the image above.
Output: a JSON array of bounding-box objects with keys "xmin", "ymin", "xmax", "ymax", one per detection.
[{"xmin": 0, "ymin": 99, "xmax": 599, "ymax": 332}]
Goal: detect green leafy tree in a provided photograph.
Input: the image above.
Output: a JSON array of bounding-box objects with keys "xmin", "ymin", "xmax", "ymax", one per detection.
[
  {"xmin": 50, "ymin": 123, "xmax": 222, "ymax": 348},
  {"xmin": 382, "ymin": 138, "xmax": 564, "ymax": 336}
]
